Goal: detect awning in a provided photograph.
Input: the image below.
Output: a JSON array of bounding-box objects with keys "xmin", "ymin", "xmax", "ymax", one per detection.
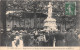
[{"xmin": 6, "ymin": 10, "xmax": 47, "ymax": 18}]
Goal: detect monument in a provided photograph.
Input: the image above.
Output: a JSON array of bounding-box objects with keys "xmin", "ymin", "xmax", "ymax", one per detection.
[
  {"xmin": 44, "ymin": 2, "xmax": 58, "ymax": 32},
  {"xmin": 43, "ymin": 2, "xmax": 58, "ymax": 47}
]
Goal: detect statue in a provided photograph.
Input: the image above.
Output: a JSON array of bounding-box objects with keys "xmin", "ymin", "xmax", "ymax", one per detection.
[
  {"xmin": 44, "ymin": 2, "xmax": 58, "ymax": 32},
  {"xmin": 43, "ymin": 2, "xmax": 58, "ymax": 47}
]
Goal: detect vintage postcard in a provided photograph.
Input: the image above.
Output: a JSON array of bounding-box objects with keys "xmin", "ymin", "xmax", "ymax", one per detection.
[{"xmin": 0, "ymin": 0, "xmax": 80, "ymax": 50}]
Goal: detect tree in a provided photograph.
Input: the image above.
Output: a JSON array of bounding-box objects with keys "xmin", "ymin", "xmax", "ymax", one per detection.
[
  {"xmin": 0, "ymin": 0, "xmax": 7, "ymax": 46},
  {"xmin": 6, "ymin": 1, "xmax": 77, "ymax": 30}
]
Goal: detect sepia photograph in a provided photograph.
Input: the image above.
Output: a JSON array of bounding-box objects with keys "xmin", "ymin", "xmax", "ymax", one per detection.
[{"xmin": 0, "ymin": 0, "xmax": 80, "ymax": 49}]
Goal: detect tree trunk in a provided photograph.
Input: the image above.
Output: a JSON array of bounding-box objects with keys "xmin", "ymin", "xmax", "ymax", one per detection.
[{"xmin": 0, "ymin": 0, "xmax": 7, "ymax": 46}]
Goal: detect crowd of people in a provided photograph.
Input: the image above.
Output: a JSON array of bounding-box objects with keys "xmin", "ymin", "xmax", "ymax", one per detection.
[{"xmin": 5, "ymin": 28, "xmax": 80, "ymax": 47}]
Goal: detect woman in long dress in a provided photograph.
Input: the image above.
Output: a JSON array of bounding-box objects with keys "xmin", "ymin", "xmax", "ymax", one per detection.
[{"xmin": 12, "ymin": 31, "xmax": 23, "ymax": 47}]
